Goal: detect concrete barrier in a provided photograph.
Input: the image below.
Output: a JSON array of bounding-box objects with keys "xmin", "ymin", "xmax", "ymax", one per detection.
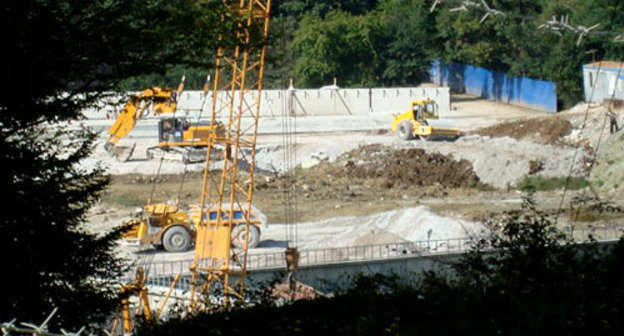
[{"xmin": 83, "ymin": 86, "xmax": 451, "ymax": 120}]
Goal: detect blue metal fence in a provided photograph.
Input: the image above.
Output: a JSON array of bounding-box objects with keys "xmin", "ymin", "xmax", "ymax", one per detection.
[{"xmin": 430, "ymin": 60, "xmax": 557, "ymax": 113}]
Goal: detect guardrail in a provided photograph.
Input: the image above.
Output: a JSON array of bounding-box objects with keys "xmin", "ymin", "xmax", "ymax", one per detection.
[{"xmin": 122, "ymin": 226, "xmax": 624, "ymax": 289}]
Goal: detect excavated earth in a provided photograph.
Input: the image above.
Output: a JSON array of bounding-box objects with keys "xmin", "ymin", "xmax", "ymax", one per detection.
[
  {"xmin": 471, "ymin": 117, "xmax": 573, "ymax": 145},
  {"xmin": 83, "ymin": 98, "xmax": 624, "ymax": 266},
  {"xmin": 342, "ymin": 145, "xmax": 481, "ymax": 189}
]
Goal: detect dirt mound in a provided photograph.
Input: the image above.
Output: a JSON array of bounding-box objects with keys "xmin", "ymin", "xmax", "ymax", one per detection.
[
  {"xmin": 255, "ymin": 145, "xmax": 484, "ymax": 213},
  {"xmin": 342, "ymin": 146, "xmax": 481, "ymax": 189},
  {"xmin": 303, "ymin": 206, "xmax": 488, "ymax": 249},
  {"xmin": 471, "ymin": 117, "xmax": 572, "ymax": 145}
]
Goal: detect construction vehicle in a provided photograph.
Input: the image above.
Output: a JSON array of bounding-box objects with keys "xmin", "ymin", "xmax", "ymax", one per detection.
[
  {"xmin": 121, "ymin": 202, "xmax": 267, "ymax": 252},
  {"xmin": 105, "ymin": 77, "xmax": 226, "ymax": 162},
  {"xmin": 115, "ymin": 1, "xmax": 288, "ymax": 329},
  {"xmin": 148, "ymin": 116, "xmax": 227, "ymax": 163},
  {"xmin": 391, "ymin": 100, "xmax": 460, "ymax": 141}
]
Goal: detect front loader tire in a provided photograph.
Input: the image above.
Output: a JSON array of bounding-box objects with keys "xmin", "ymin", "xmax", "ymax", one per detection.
[
  {"xmin": 162, "ymin": 225, "xmax": 191, "ymax": 252},
  {"xmin": 397, "ymin": 121, "xmax": 413, "ymax": 140}
]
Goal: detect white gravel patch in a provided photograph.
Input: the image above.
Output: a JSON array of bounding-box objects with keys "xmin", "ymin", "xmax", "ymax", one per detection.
[{"xmin": 262, "ymin": 206, "xmax": 488, "ymax": 250}]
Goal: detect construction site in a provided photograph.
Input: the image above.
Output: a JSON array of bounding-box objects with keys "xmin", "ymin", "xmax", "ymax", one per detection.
[
  {"xmin": 65, "ymin": 1, "xmax": 624, "ymax": 332},
  {"xmin": 82, "ymin": 54, "xmax": 624, "ymax": 334},
  {"xmin": 5, "ymin": 0, "xmax": 624, "ymax": 335}
]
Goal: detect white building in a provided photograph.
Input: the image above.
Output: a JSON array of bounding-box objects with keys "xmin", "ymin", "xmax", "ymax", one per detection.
[{"xmin": 583, "ymin": 61, "xmax": 624, "ymax": 103}]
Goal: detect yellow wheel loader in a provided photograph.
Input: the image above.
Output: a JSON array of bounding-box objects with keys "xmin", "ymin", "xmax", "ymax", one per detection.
[
  {"xmin": 120, "ymin": 203, "xmax": 268, "ymax": 252},
  {"xmin": 391, "ymin": 100, "xmax": 460, "ymax": 141},
  {"xmin": 105, "ymin": 76, "xmax": 227, "ymax": 162}
]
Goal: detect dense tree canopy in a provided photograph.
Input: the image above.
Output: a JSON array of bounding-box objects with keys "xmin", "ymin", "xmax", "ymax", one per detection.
[
  {"xmin": 0, "ymin": 0, "xmax": 226, "ymax": 329},
  {"xmin": 127, "ymin": 0, "xmax": 624, "ymax": 108}
]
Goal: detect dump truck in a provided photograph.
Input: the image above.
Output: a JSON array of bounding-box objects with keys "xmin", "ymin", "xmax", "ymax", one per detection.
[
  {"xmin": 391, "ymin": 100, "xmax": 460, "ymax": 141},
  {"xmin": 121, "ymin": 203, "xmax": 267, "ymax": 252}
]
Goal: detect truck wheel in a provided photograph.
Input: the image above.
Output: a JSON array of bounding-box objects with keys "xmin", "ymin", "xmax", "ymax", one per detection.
[
  {"xmin": 397, "ymin": 121, "xmax": 413, "ymax": 140},
  {"xmin": 231, "ymin": 224, "xmax": 261, "ymax": 249},
  {"xmin": 162, "ymin": 226, "xmax": 191, "ymax": 252}
]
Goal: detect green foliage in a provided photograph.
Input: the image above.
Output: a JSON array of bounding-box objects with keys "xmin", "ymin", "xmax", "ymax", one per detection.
[
  {"xmin": 516, "ymin": 175, "xmax": 590, "ymax": 191},
  {"xmin": 116, "ymin": 0, "xmax": 624, "ymax": 109},
  {"xmin": 0, "ymin": 0, "xmax": 225, "ymax": 329},
  {"xmin": 292, "ymin": 10, "xmax": 382, "ymax": 87},
  {"xmin": 119, "ymin": 66, "xmax": 210, "ymax": 91},
  {"xmin": 141, "ymin": 198, "xmax": 624, "ymax": 335},
  {"xmin": 374, "ymin": 0, "xmax": 439, "ymax": 85},
  {"xmin": 264, "ymin": 16, "xmax": 298, "ymax": 88},
  {"xmin": 274, "ymin": 0, "xmax": 380, "ymax": 18}
]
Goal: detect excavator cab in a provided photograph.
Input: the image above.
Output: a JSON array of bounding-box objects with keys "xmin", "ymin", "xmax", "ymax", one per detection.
[{"xmin": 158, "ymin": 117, "xmax": 189, "ymax": 143}]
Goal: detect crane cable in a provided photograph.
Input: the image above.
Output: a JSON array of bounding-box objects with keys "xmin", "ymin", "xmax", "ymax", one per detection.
[
  {"xmin": 570, "ymin": 61, "xmax": 624, "ymax": 223},
  {"xmin": 177, "ymin": 76, "xmax": 213, "ymax": 203},
  {"xmin": 145, "ymin": 76, "xmax": 212, "ymax": 205},
  {"xmin": 147, "ymin": 105, "xmax": 171, "ymax": 204},
  {"xmin": 282, "ymin": 81, "xmax": 298, "ymax": 248},
  {"xmin": 555, "ymin": 4, "xmax": 622, "ymax": 224}
]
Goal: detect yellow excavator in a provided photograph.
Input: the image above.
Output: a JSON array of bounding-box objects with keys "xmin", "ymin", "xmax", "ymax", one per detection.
[
  {"xmin": 391, "ymin": 100, "xmax": 460, "ymax": 141},
  {"xmin": 105, "ymin": 76, "xmax": 226, "ymax": 162}
]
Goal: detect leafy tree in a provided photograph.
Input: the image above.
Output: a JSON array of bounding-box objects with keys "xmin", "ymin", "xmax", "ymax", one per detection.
[
  {"xmin": 0, "ymin": 0, "xmax": 225, "ymax": 329},
  {"xmin": 119, "ymin": 66, "xmax": 212, "ymax": 91},
  {"xmin": 292, "ymin": 10, "xmax": 382, "ymax": 87},
  {"xmin": 274, "ymin": 0, "xmax": 380, "ymax": 18},
  {"xmin": 374, "ymin": 0, "xmax": 439, "ymax": 86},
  {"xmin": 264, "ymin": 16, "xmax": 298, "ymax": 88}
]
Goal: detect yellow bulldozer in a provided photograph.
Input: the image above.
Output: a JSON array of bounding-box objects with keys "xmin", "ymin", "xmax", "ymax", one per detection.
[
  {"xmin": 391, "ymin": 100, "xmax": 460, "ymax": 141},
  {"xmin": 105, "ymin": 76, "xmax": 227, "ymax": 162},
  {"xmin": 121, "ymin": 203, "xmax": 267, "ymax": 252}
]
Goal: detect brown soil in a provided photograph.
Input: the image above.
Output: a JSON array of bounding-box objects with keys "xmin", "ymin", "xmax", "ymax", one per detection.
[
  {"xmin": 259, "ymin": 144, "xmax": 483, "ymax": 192},
  {"xmin": 103, "ymin": 148, "xmax": 624, "ymax": 229},
  {"xmin": 344, "ymin": 146, "xmax": 481, "ymax": 189},
  {"xmin": 104, "ymin": 145, "xmax": 486, "ymax": 223},
  {"xmin": 470, "ymin": 117, "xmax": 573, "ymax": 145}
]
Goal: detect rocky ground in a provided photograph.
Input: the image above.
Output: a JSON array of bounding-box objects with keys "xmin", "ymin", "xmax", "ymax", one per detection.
[{"xmin": 83, "ymin": 94, "xmax": 624, "ymax": 265}]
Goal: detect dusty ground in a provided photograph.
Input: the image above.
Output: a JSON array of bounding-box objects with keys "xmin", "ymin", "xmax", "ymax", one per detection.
[{"xmin": 84, "ymin": 94, "xmax": 624, "ymax": 265}]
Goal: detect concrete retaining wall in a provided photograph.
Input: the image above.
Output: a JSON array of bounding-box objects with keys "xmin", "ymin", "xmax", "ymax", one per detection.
[
  {"xmin": 147, "ymin": 252, "xmax": 461, "ymax": 294},
  {"xmin": 243, "ymin": 252, "xmax": 460, "ymax": 293},
  {"xmin": 85, "ymin": 86, "xmax": 450, "ymax": 119}
]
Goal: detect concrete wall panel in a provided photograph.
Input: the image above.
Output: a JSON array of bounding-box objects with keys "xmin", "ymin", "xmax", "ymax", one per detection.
[{"xmin": 83, "ymin": 86, "xmax": 451, "ymax": 120}]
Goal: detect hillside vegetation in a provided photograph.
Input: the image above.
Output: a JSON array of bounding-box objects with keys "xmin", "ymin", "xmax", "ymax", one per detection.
[{"xmin": 124, "ymin": 0, "xmax": 624, "ymax": 108}]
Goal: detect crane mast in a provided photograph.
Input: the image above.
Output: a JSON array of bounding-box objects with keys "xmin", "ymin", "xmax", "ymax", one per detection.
[{"xmin": 191, "ymin": 0, "xmax": 271, "ymax": 303}]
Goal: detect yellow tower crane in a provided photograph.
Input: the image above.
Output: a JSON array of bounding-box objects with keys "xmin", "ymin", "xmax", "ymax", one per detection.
[
  {"xmin": 109, "ymin": 2, "xmax": 273, "ymax": 332},
  {"xmin": 189, "ymin": 0, "xmax": 272, "ymax": 305}
]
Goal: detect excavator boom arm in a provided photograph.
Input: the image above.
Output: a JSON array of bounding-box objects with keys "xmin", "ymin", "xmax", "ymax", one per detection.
[{"xmin": 106, "ymin": 83, "xmax": 183, "ymax": 148}]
